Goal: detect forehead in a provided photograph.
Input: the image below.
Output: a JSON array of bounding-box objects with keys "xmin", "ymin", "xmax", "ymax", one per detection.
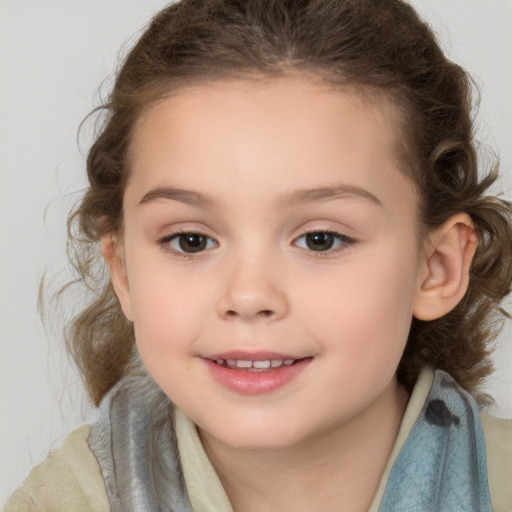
[
  {"xmin": 131, "ymin": 77, "xmax": 401, "ymax": 154},
  {"xmin": 126, "ymin": 77, "xmax": 416, "ymax": 214}
]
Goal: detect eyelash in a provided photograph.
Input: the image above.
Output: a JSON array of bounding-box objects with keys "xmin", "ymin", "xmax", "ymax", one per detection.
[
  {"xmin": 158, "ymin": 230, "xmax": 218, "ymax": 260},
  {"xmin": 293, "ymin": 230, "xmax": 355, "ymax": 257},
  {"xmin": 157, "ymin": 229, "xmax": 356, "ymax": 259}
]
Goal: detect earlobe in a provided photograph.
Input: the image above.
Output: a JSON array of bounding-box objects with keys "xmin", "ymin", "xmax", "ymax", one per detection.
[
  {"xmin": 413, "ymin": 214, "xmax": 477, "ymax": 321},
  {"xmin": 101, "ymin": 233, "xmax": 134, "ymax": 321}
]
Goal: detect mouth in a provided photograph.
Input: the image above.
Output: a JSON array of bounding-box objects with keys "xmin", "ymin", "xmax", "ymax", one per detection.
[
  {"xmin": 211, "ymin": 357, "xmax": 302, "ymax": 372},
  {"xmin": 204, "ymin": 353, "xmax": 312, "ymax": 394}
]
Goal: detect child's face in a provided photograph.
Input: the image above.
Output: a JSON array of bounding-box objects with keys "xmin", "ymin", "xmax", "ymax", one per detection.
[{"xmin": 115, "ymin": 77, "xmax": 427, "ymax": 451}]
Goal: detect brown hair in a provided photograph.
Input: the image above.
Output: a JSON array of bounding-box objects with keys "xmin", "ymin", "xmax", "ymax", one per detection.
[{"xmin": 61, "ymin": 0, "xmax": 512, "ymax": 406}]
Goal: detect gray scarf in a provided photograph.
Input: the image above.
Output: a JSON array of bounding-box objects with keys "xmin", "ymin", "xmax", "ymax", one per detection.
[{"xmin": 88, "ymin": 369, "xmax": 492, "ymax": 511}]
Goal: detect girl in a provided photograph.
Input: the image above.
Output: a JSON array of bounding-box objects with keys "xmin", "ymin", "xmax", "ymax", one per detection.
[{"xmin": 6, "ymin": 0, "xmax": 512, "ymax": 510}]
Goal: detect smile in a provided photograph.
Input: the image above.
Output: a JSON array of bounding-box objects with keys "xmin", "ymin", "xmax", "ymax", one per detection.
[
  {"xmin": 204, "ymin": 354, "xmax": 312, "ymax": 395},
  {"xmin": 214, "ymin": 358, "xmax": 297, "ymax": 371}
]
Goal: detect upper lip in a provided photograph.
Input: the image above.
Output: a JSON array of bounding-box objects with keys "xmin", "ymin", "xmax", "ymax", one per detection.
[{"xmin": 206, "ymin": 351, "xmax": 301, "ymax": 361}]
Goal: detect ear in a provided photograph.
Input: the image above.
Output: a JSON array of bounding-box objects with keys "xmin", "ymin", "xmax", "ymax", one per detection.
[
  {"xmin": 413, "ymin": 214, "xmax": 477, "ymax": 321},
  {"xmin": 101, "ymin": 233, "xmax": 134, "ymax": 321}
]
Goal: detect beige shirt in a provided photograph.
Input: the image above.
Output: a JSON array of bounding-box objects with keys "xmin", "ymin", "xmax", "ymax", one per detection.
[{"xmin": 6, "ymin": 367, "xmax": 512, "ymax": 511}]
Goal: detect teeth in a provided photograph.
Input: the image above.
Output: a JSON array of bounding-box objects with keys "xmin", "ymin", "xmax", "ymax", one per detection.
[
  {"xmin": 216, "ymin": 358, "xmax": 296, "ymax": 369},
  {"xmin": 253, "ymin": 360, "xmax": 271, "ymax": 369}
]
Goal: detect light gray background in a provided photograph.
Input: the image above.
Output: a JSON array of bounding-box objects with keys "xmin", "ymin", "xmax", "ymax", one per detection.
[{"xmin": 1, "ymin": 0, "xmax": 511, "ymax": 503}]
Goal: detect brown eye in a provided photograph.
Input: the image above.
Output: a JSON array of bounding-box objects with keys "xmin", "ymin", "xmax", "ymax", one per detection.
[
  {"xmin": 294, "ymin": 231, "xmax": 353, "ymax": 253},
  {"xmin": 165, "ymin": 232, "xmax": 216, "ymax": 254},
  {"xmin": 304, "ymin": 232, "xmax": 335, "ymax": 251},
  {"xmin": 177, "ymin": 233, "xmax": 207, "ymax": 252}
]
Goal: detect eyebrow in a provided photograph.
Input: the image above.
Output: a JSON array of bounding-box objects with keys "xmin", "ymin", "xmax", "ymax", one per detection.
[
  {"xmin": 139, "ymin": 187, "xmax": 218, "ymax": 208},
  {"xmin": 280, "ymin": 184, "xmax": 382, "ymax": 207},
  {"xmin": 138, "ymin": 183, "xmax": 382, "ymax": 208}
]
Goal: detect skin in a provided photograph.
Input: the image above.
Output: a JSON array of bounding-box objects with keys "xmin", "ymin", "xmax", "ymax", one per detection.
[{"xmin": 104, "ymin": 77, "xmax": 476, "ymax": 511}]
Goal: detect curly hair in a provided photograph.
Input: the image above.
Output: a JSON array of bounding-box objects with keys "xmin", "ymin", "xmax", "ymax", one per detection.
[{"xmin": 60, "ymin": 0, "xmax": 512, "ymax": 406}]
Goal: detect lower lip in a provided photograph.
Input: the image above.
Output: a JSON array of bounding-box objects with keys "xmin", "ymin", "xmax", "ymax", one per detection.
[{"xmin": 204, "ymin": 358, "xmax": 311, "ymax": 395}]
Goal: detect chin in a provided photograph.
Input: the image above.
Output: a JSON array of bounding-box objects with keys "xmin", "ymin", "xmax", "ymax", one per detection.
[{"xmin": 201, "ymin": 418, "xmax": 314, "ymax": 453}]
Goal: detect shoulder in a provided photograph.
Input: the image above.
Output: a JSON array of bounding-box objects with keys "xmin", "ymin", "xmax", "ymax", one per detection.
[
  {"xmin": 4, "ymin": 425, "xmax": 110, "ymax": 512},
  {"xmin": 481, "ymin": 413, "xmax": 512, "ymax": 512}
]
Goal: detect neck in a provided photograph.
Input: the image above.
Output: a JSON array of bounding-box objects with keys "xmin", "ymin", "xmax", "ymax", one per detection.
[{"xmin": 200, "ymin": 378, "xmax": 409, "ymax": 512}]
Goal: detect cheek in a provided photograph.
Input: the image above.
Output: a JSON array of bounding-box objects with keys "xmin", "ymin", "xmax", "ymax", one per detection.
[
  {"xmin": 125, "ymin": 251, "xmax": 214, "ymax": 358},
  {"xmin": 128, "ymin": 268, "xmax": 213, "ymax": 398},
  {"xmin": 299, "ymin": 245, "xmax": 419, "ymax": 362}
]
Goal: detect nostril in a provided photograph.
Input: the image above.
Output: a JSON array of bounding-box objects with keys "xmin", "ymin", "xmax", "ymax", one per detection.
[{"xmin": 223, "ymin": 309, "xmax": 274, "ymax": 319}]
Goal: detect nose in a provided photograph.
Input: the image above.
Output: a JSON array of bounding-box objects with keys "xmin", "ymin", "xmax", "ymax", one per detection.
[{"xmin": 216, "ymin": 256, "xmax": 289, "ymax": 322}]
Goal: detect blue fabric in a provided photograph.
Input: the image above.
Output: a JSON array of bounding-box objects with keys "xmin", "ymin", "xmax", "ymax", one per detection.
[{"xmin": 379, "ymin": 369, "xmax": 492, "ymax": 511}]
